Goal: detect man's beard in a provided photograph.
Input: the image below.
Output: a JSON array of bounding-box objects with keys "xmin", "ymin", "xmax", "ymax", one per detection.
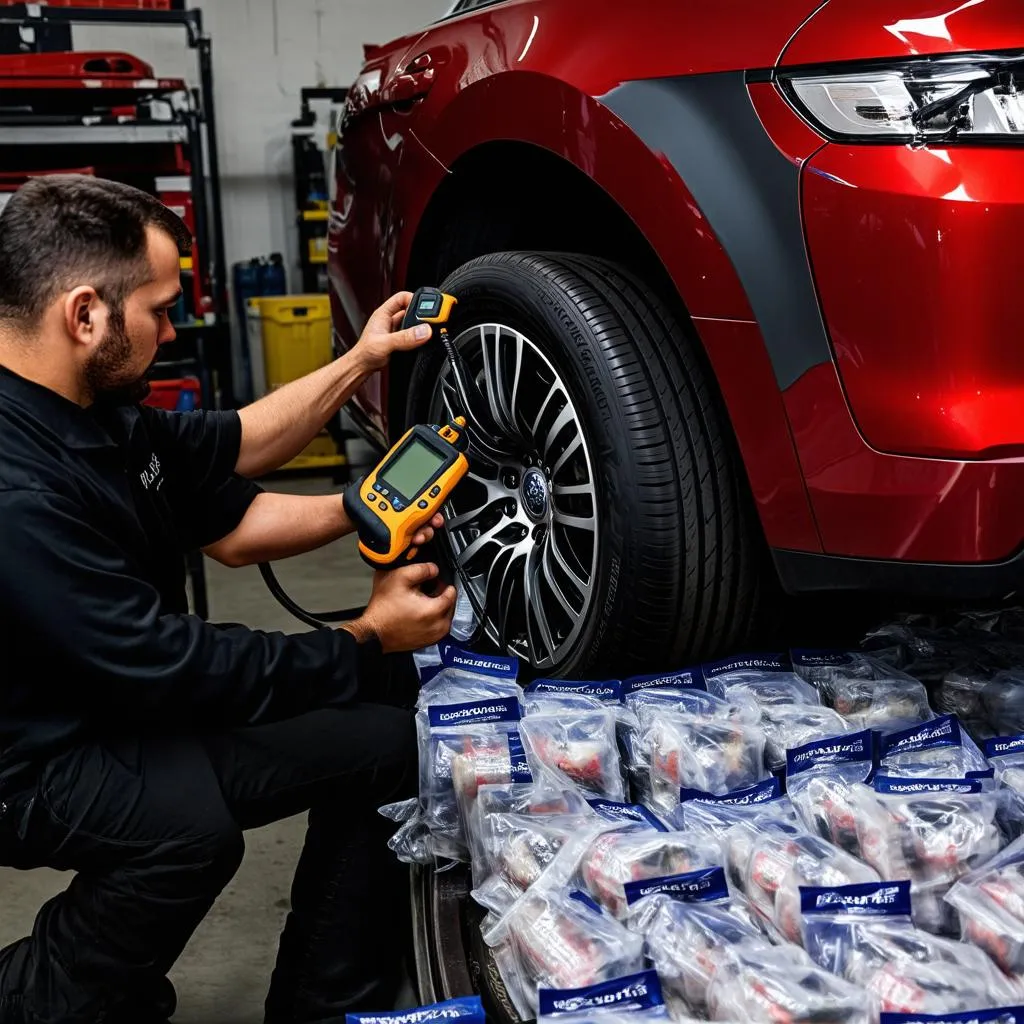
[{"xmin": 83, "ymin": 302, "xmax": 154, "ymax": 406}]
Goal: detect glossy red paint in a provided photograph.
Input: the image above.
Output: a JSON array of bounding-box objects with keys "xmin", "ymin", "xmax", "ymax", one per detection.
[
  {"xmin": 781, "ymin": 0, "xmax": 1024, "ymax": 67},
  {"xmin": 785, "ymin": 363, "xmax": 1024, "ymax": 563},
  {"xmin": 802, "ymin": 143, "xmax": 1024, "ymax": 460}
]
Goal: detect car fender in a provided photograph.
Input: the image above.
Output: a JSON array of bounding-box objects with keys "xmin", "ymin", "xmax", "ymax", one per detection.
[{"xmin": 397, "ymin": 70, "xmax": 822, "ymax": 552}]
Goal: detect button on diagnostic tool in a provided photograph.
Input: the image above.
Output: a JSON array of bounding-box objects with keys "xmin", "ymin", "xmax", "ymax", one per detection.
[{"xmin": 341, "ymin": 287, "xmax": 471, "ymax": 568}]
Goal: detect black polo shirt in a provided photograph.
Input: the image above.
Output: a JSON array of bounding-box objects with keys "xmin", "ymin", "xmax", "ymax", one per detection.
[{"xmin": 0, "ymin": 366, "xmax": 378, "ymax": 791}]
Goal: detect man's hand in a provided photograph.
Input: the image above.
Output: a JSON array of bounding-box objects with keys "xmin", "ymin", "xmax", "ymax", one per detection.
[
  {"xmin": 352, "ymin": 292, "xmax": 435, "ymax": 373},
  {"xmin": 342, "ymin": 562, "xmax": 457, "ymax": 654}
]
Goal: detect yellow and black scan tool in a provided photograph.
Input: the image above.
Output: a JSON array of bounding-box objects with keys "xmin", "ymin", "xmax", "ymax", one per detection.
[{"xmin": 343, "ymin": 287, "xmax": 471, "ymax": 569}]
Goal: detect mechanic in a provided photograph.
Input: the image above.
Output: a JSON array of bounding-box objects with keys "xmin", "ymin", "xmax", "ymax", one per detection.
[{"xmin": 0, "ymin": 175, "xmax": 457, "ymax": 1024}]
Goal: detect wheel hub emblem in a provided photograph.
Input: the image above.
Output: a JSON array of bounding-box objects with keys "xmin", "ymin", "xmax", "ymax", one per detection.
[{"xmin": 521, "ymin": 468, "xmax": 549, "ymax": 520}]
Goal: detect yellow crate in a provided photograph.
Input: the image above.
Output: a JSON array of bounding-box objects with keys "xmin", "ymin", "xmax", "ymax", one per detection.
[
  {"xmin": 282, "ymin": 431, "xmax": 346, "ymax": 471},
  {"xmin": 247, "ymin": 294, "xmax": 332, "ymax": 395}
]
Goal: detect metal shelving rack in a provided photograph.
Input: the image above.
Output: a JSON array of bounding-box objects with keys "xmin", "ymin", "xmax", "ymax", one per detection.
[
  {"xmin": 0, "ymin": 3, "xmax": 234, "ymax": 414},
  {"xmin": 0, "ymin": 2, "xmax": 231, "ymax": 619}
]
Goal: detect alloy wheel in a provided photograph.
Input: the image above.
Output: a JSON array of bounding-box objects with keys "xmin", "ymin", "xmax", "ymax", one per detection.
[{"xmin": 428, "ymin": 323, "xmax": 599, "ymax": 671}]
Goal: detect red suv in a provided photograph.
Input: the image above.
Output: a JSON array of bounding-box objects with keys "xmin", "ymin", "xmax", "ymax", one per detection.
[{"xmin": 327, "ymin": 0, "xmax": 1024, "ymax": 680}]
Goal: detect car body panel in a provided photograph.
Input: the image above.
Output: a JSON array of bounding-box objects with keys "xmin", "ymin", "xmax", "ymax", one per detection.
[
  {"xmin": 781, "ymin": 0, "xmax": 1024, "ymax": 67},
  {"xmin": 327, "ymin": 0, "xmax": 1024, "ymax": 576}
]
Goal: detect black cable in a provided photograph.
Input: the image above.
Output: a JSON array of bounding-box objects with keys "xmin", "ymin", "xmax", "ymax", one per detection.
[{"xmin": 257, "ymin": 561, "xmax": 364, "ymax": 628}]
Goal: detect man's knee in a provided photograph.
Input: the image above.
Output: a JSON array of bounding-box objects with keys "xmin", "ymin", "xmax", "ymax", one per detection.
[{"xmin": 173, "ymin": 815, "xmax": 245, "ymax": 892}]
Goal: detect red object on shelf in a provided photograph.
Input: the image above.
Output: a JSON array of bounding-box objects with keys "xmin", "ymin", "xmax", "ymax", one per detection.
[
  {"xmin": 0, "ymin": 51, "xmax": 183, "ymax": 91},
  {"xmin": 143, "ymin": 378, "xmax": 201, "ymax": 412},
  {"xmin": 0, "ymin": 1, "xmax": 173, "ymax": 8}
]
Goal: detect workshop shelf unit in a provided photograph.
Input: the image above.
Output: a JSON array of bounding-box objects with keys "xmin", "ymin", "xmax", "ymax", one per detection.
[{"xmin": 0, "ymin": 1, "xmax": 230, "ymax": 619}]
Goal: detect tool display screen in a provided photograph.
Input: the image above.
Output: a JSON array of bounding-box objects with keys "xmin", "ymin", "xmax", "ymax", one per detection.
[{"xmin": 380, "ymin": 439, "xmax": 446, "ymax": 499}]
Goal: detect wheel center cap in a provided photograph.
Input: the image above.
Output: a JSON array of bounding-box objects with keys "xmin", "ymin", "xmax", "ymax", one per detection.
[{"xmin": 521, "ymin": 468, "xmax": 549, "ymax": 520}]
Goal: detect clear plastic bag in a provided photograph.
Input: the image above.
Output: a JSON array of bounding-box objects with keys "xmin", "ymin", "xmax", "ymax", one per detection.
[
  {"xmin": 537, "ymin": 969, "xmax": 670, "ymax": 1024},
  {"xmin": 482, "ymin": 885, "xmax": 646, "ymax": 1019},
  {"xmin": 645, "ymin": 710, "xmax": 768, "ymax": 815},
  {"xmin": 760, "ymin": 703, "xmax": 853, "ymax": 773},
  {"xmin": 945, "ymin": 831, "xmax": 1024, "ymax": 975},
  {"xmin": 521, "ymin": 692, "xmax": 626, "ymax": 801},
  {"xmin": 853, "ymin": 776, "xmax": 1009, "ymax": 934},
  {"xmin": 727, "ymin": 816, "xmax": 881, "ymax": 944},
  {"xmin": 344, "ymin": 995, "xmax": 486, "ymax": 1024},
  {"xmin": 706, "ymin": 943, "xmax": 870, "ymax": 1024},
  {"xmin": 985, "ymin": 734, "xmax": 1024, "ymax": 795},
  {"xmin": 701, "ymin": 653, "xmax": 817, "ymax": 705},
  {"xmin": 627, "ymin": 870, "xmax": 775, "ymax": 1018},
  {"xmin": 792, "ymin": 649, "xmax": 933, "ymax": 734},
  {"xmin": 878, "ymin": 714, "xmax": 993, "ymax": 782},
  {"xmin": 467, "ymin": 776, "xmax": 594, "ymax": 915},
  {"xmin": 414, "ymin": 651, "xmax": 526, "ymax": 860},
  {"xmin": 800, "ymin": 879, "xmax": 1020, "ymax": 1018},
  {"xmin": 576, "ymin": 828, "xmax": 723, "ymax": 919}
]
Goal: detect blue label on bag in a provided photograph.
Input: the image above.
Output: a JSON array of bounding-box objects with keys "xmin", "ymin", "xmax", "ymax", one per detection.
[
  {"xmin": 586, "ymin": 799, "xmax": 668, "ymax": 831},
  {"xmin": 346, "ymin": 996, "xmax": 486, "ymax": 1024},
  {"xmin": 623, "ymin": 668, "xmax": 706, "ymax": 694},
  {"xmin": 881, "ymin": 1008, "xmax": 1024, "ymax": 1024},
  {"xmin": 439, "ymin": 643, "xmax": 518, "ymax": 679},
  {"xmin": 567, "ymin": 889, "xmax": 603, "ymax": 915},
  {"xmin": 800, "ymin": 880, "xmax": 912, "ymax": 917},
  {"xmin": 428, "ymin": 697, "xmax": 520, "ymax": 728},
  {"xmin": 680, "ymin": 777, "xmax": 781, "ymax": 806},
  {"xmin": 786, "ymin": 729, "xmax": 874, "ymax": 777},
  {"xmin": 624, "ymin": 866, "xmax": 729, "ymax": 906},
  {"xmin": 525, "ymin": 678, "xmax": 623, "ymax": 702},
  {"xmin": 882, "ymin": 715, "xmax": 961, "ymax": 757},
  {"xmin": 538, "ymin": 970, "xmax": 663, "ymax": 1018},
  {"xmin": 986, "ymin": 734, "xmax": 1024, "ymax": 758},
  {"xmin": 791, "ymin": 649, "xmax": 855, "ymax": 668},
  {"xmin": 873, "ymin": 774, "xmax": 983, "ymax": 794},
  {"xmin": 507, "ymin": 731, "xmax": 532, "ymax": 783},
  {"xmin": 703, "ymin": 652, "xmax": 791, "ymax": 678}
]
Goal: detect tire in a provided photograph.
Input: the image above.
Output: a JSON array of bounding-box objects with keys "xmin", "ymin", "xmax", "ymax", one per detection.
[{"xmin": 405, "ymin": 251, "xmax": 767, "ymax": 677}]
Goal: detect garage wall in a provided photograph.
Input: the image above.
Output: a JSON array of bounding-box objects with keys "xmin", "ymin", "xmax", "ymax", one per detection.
[{"xmin": 77, "ymin": 0, "xmax": 449, "ymax": 283}]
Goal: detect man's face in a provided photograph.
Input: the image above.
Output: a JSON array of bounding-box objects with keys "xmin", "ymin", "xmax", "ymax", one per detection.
[{"xmin": 84, "ymin": 226, "xmax": 182, "ymax": 402}]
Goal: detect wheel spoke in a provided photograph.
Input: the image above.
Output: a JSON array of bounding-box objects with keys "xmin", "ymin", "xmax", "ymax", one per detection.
[
  {"xmin": 552, "ymin": 482, "xmax": 593, "ymax": 498},
  {"xmin": 554, "ymin": 511, "xmax": 596, "ymax": 532},
  {"xmin": 523, "ymin": 547, "xmax": 556, "ymax": 661},
  {"xmin": 481, "ymin": 326, "xmax": 519, "ymax": 438},
  {"xmin": 542, "ymin": 404, "xmax": 575, "ymax": 463},
  {"xmin": 509, "ymin": 332, "xmax": 526, "ymax": 435},
  {"xmin": 530, "ymin": 380, "xmax": 561, "ymax": 440},
  {"xmin": 541, "ymin": 541, "xmax": 579, "ymax": 617},
  {"xmin": 549, "ymin": 528, "xmax": 590, "ymax": 592},
  {"xmin": 551, "ymin": 434, "xmax": 583, "ymax": 478},
  {"xmin": 440, "ymin": 375, "xmax": 505, "ymax": 464},
  {"xmin": 456, "ymin": 518, "xmax": 510, "ymax": 566},
  {"xmin": 494, "ymin": 546, "xmax": 524, "ymax": 649}
]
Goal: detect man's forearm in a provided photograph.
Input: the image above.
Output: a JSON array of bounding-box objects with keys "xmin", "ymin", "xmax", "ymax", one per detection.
[
  {"xmin": 203, "ymin": 491, "xmax": 354, "ymax": 567},
  {"xmin": 235, "ymin": 349, "xmax": 372, "ymax": 478}
]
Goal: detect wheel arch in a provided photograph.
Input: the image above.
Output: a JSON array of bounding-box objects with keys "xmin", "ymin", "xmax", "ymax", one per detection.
[{"xmin": 391, "ymin": 130, "xmax": 819, "ymax": 553}]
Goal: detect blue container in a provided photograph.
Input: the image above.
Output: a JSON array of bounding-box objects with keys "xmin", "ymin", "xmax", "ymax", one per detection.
[{"xmin": 260, "ymin": 253, "xmax": 287, "ymax": 296}]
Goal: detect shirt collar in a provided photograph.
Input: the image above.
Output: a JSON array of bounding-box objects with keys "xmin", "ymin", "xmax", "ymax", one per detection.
[{"xmin": 0, "ymin": 364, "xmax": 120, "ymax": 450}]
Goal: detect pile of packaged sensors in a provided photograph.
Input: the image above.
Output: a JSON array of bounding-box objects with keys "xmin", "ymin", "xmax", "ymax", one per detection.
[{"xmin": 386, "ymin": 617, "xmax": 1024, "ymax": 1024}]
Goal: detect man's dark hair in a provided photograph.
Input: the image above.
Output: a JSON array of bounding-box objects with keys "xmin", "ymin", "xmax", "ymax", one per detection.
[{"xmin": 0, "ymin": 174, "xmax": 192, "ymax": 329}]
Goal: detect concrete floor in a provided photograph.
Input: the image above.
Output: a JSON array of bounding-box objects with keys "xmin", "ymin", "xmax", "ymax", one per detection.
[{"xmin": 0, "ymin": 475, "xmax": 380, "ymax": 1024}]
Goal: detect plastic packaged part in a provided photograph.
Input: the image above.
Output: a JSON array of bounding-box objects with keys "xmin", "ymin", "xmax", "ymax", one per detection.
[
  {"xmin": 525, "ymin": 677, "xmax": 624, "ymax": 706},
  {"xmin": 482, "ymin": 883, "xmax": 646, "ymax": 1018},
  {"xmin": 415, "ymin": 653, "xmax": 525, "ymax": 859},
  {"xmin": 792, "ymin": 650, "xmax": 933, "ymax": 734},
  {"xmin": 701, "ymin": 652, "xmax": 816, "ymax": 705},
  {"xmin": 586, "ymin": 799, "xmax": 669, "ymax": 832},
  {"xmin": 578, "ymin": 828, "xmax": 723, "ymax": 919},
  {"xmin": 728, "ymin": 817, "xmax": 882, "ymax": 943},
  {"xmin": 645, "ymin": 710, "xmax": 769, "ymax": 815},
  {"xmin": 521, "ymin": 695, "xmax": 626, "ymax": 801},
  {"xmin": 449, "ymin": 581, "xmax": 480, "ymax": 642},
  {"xmin": 631, "ymin": 879, "xmax": 775, "ymax": 1018},
  {"xmin": 344, "ymin": 995, "xmax": 486, "ymax": 1024},
  {"xmin": 622, "ymin": 668, "xmax": 706, "ymax": 695},
  {"xmin": 878, "ymin": 715, "xmax": 992, "ymax": 782},
  {"xmin": 945, "ymin": 832, "xmax": 1024, "ymax": 975},
  {"xmin": 761, "ymin": 703, "xmax": 853, "ymax": 773},
  {"xmin": 985, "ymin": 734, "xmax": 1024, "ymax": 795},
  {"xmin": 537, "ymin": 969, "xmax": 669, "ymax": 1023},
  {"xmin": 706, "ymin": 942, "xmax": 871, "ymax": 1024},
  {"xmin": 862, "ymin": 776, "xmax": 1009, "ymax": 934},
  {"xmin": 800, "ymin": 880, "xmax": 1020, "ymax": 1019},
  {"xmin": 785, "ymin": 729, "xmax": 877, "ymax": 857}
]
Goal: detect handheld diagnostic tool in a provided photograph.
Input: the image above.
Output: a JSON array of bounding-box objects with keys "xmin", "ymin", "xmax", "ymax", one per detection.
[{"xmin": 343, "ymin": 287, "xmax": 470, "ymax": 569}]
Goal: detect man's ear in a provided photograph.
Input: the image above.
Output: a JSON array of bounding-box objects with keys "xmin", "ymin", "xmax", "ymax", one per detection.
[{"xmin": 63, "ymin": 286, "xmax": 103, "ymax": 348}]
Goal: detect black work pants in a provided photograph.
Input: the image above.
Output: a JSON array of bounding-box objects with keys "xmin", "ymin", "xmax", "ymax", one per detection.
[{"xmin": 0, "ymin": 703, "xmax": 418, "ymax": 1024}]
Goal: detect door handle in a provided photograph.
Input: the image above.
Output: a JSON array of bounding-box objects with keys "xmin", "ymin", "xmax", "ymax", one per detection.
[{"xmin": 381, "ymin": 53, "xmax": 437, "ymax": 105}]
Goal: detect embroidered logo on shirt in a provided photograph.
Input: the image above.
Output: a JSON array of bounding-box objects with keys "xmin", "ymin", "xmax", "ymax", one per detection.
[{"xmin": 139, "ymin": 453, "xmax": 163, "ymax": 491}]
